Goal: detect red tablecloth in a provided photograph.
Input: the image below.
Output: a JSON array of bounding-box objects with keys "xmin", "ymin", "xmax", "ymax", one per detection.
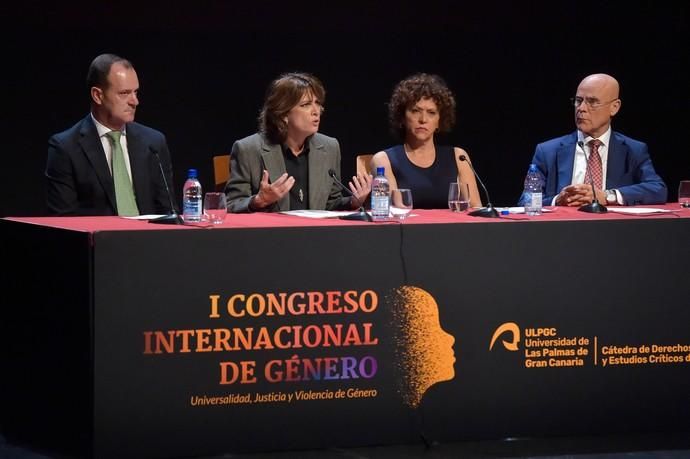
[{"xmin": 5, "ymin": 204, "xmax": 689, "ymax": 232}]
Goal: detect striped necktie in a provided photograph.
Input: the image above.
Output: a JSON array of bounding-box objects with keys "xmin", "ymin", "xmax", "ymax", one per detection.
[{"xmin": 105, "ymin": 131, "xmax": 140, "ymax": 216}]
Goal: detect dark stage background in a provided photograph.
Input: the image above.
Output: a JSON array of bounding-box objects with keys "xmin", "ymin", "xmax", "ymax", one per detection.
[{"xmin": 3, "ymin": 1, "xmax": 688, "ymax": 217}]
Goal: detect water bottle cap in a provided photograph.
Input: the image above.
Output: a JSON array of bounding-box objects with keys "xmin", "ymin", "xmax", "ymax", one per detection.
[
  {"xmin": 187, "ymin": 168, "xmax": 198, "ymax": 178},
  {"xmin": 376, "ymin": 166, "xmax": 385, "ymax": 175}
]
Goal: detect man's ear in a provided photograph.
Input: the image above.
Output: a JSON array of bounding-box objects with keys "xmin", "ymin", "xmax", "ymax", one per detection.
[
  {"xmin": 610, "ymin": 98, "xmax": 621, "ymax": 117},
  {"xmin": 91, "ymin": 87, "xmax": 103, "ymax": 105}
]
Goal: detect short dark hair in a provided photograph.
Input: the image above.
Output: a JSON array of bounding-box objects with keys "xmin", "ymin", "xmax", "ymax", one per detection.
[
  {"xmin": 258, "ymin": 72, "xmax": 326, "ymax": 144},
  {"xmin": 388, "ymin": 73, "xmax": 456, "ymax": 140},
  {"xmin": 86, "ymin": 53, "xmax": 133, "ymax": 91}
]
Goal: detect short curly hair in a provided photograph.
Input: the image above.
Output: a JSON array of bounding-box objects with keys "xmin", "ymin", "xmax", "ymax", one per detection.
[
  {"xmin": 388, "ymin": 73, "xmax": 456, "ymax": 140},
  {"xmin": 258, "ymin": 72, "xmax": 326, "ymax": 144}
]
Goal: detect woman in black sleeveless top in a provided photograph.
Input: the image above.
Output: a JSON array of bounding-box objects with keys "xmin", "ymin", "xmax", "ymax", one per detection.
[{"xmin": 371, "ymin": 74, "xmax": 482, "ymax": 209}]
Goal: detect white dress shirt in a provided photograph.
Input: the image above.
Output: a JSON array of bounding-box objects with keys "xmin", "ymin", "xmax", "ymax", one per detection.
[{"xmin": 550, "ymin": 126, "xmax": 622, "ymax": 205}]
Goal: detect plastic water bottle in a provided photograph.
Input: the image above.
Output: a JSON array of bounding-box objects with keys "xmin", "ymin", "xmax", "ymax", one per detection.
[
  {"xmin": 371, "ymin": 166, "xmax": 390, "ymax": 220},
  {"xmin": 182, "ymin": 168, "xmax": 203, "ymax": 222},
  {"xmin": 523, "ymin": 164, "xmax": 544, "ymax": 216}
]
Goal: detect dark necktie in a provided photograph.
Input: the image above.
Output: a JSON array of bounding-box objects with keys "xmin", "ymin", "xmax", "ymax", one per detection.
[{"xmin": 105, "ymin": 131, "xmax": 140, "ymax": 216}]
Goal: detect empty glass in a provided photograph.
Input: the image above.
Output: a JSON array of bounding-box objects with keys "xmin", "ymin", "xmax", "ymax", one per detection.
[
  {"xmin": 203, "ymin": 192, "xmax": 227, "ymax": 224},
  {"xmin": 679, "ymin": 181, "xmax": 690, "ymax": 208},
  {"xmin": 390, "ymin": 189, "xmax": 413, "ymax": 220},
  {"xmin": 448, "ymin": 182, "xmax": 470, "ymax": 212}
]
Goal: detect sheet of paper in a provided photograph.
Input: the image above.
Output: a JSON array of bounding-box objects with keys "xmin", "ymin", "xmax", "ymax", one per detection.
[
  {"xmin": 280, "ymin": 210, "xmax": 356, "ymax": 219},
  {"xmin": 495, "ymin": 207, "xmax": 553, "ymax": 214},
  {"xmin": 607, "ymin": 207, "xmax": 673, "ymax": 215},
  {"xmin": 123, "ymin": 215, "xmax": 167, "ymax": 220}
]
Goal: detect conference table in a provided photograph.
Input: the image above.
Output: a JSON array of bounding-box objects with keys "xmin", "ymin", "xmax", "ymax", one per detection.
[{"xmin": 2, "ymin": 205, "xmax": 689, "ymax": 459}]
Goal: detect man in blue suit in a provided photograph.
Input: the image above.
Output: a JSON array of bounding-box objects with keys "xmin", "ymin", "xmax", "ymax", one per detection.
[
  {"xmin": 45, "ymin": 54, "xmax": 177, "ymax": 216},
  {"xmin": 522, "ymin": 73, "xmax": 666, "ymax": 207}
]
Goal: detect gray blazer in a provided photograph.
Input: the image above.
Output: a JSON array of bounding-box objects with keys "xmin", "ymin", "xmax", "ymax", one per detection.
[{"xmin": 225, "ymin": 132, "xmax": 351, "ymax": 212}]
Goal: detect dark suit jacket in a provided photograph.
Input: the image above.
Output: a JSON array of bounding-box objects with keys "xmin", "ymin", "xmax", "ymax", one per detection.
[
  {"xmin": 45, "ymin": 115, "xmax": 177, "ymax": 216},
  {"xmin": 525, "ymin": 130, "xmax": 667, "ymax": 206},
  {"xmin": 225, "ymin": 132, "xmax": 351, "ymax": 212}
]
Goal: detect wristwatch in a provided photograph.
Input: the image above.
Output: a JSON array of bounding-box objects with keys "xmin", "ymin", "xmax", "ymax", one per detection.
[{"xmin": 605, "ymin": 189, "xmax": 617, "ymax": 204}]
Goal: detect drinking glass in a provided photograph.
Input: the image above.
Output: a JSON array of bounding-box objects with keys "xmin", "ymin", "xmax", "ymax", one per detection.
[
  {"xmin": 448, "ymin": 182, "xmax": 470, "ymax": 212},
  {"xmin": 679, "ymin": 180, "xmax": 690, "ymax": 208},
  {"xmin": 390, "ymin": 189, "xmax": 413, "ymax": 220},
  {"xmin": 203, "ymin": 192, "xmax": 227, "ymax": 224}
]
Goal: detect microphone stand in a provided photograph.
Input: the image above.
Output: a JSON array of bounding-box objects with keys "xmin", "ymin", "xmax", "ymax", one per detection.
[
  {"xmin": 328, "ymin": 169, "xmax": 373, "ymax": 222},
  {"xmin": 578, "ymin": 183, "xmax": 608, "ymax": 213},
  {"xmin": 468, "ymin": 204, "xmax": 500, "ymax": 218},
  {"xmin": 149, "ymin": 149, "xmax": 184, "ymax": 225},
  {"xmin": 149, "ymin": 213, "xmax": 184, "ymax": 225},
  {"xmin": 459, "ymin": 155, "xmax": 500, "ymax": 218},
  {"xmin": 339, "ymin": 208, "xmax": 373, "ymax": 222}
]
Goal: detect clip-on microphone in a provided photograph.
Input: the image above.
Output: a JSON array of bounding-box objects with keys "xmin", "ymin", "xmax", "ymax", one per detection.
[{"xmin": 328, "ymin": 169, "xmax": 373, "ymax": 222}]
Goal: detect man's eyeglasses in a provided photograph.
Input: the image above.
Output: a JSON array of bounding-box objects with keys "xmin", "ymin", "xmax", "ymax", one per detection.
[{"xmin": 571, "ymin": 96, "xmax": 618, "ymax": 110}]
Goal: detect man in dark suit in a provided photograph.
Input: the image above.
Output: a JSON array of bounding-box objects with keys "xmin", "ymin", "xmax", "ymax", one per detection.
[
  {"xmin": 45, "ymin": 54, "xmax": 177, "ymax": 216},
  {"xmin": 521, "ymin": 73, "xmax": 666, "ymax": 207}
]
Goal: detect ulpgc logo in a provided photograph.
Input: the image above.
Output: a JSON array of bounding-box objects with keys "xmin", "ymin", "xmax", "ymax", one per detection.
[{"xmin": 489, "ymin": 322, "xmax": 520, "ymax": 351}]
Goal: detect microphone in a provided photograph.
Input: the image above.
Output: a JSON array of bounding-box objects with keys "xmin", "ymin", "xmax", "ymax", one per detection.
[
  {"xmin": 458, "ymin": 155, "xmax": 499, "ymax": 218},
  {"xmin": 328, "ymin": 168, "xmax": 373, "ymax": 222},
  {"xmin": 576, "ymin": 140, "xmax": 607, "ymax": 214},
  {"xmin": 148, "ymin": 147, "xmax": 184, "ymax": 225}
]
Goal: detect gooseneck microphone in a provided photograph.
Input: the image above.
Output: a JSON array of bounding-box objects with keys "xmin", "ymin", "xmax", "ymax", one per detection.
[
  {"xmin": 576, "ymin": 140, "xmax": 607, "ymax": 214},
  {"xmin": 149, "ymin": 147, "xmax": 184, "ymax": 225},
  {"xmin": 328, "ymin": 169, "xmax": 373, "ymax": 222},
  {"xmin": 458, "ymin": 155, "xmax": 500, "ymax": 218}
]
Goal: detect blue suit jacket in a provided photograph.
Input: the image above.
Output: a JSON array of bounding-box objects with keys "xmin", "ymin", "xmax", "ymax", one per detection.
[
  {"xmin": 45, "ymin": 115, "xmax": 177, "ymax": 216},
  {"xmin": 524, "ymin": 131, "xmax": 667, "ymax": 206}
]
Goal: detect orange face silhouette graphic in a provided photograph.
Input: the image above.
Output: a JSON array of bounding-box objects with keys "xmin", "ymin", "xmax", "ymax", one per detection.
[{"xmin": 389, "ymin": 286, "xmax": 456, "ymax": 408}]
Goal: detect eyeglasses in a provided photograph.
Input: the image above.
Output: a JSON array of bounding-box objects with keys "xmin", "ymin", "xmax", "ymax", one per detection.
[{"xmin": 571, "ymin": 96, "xmax": 618, "ymax": 110}]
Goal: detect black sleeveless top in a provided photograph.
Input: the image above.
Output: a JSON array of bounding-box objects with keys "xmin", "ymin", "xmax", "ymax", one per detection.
[{"xmin": 385, "ymin": 144, "xmax": 457, "ymax": 209}]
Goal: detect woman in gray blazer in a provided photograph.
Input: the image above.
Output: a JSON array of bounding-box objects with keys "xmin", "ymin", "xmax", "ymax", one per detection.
[{"xmin": 225, "ymin": 72, "xmax": 371, "ymax": 213}]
